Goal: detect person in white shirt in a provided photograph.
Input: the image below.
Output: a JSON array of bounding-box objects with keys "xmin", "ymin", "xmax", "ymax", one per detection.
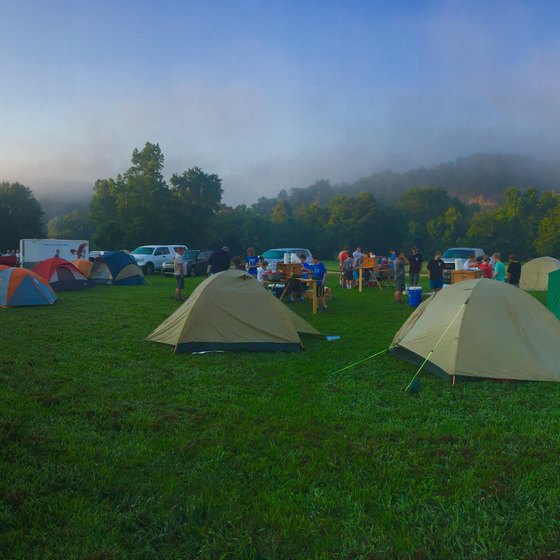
[
  {"xmin": 463, "ymin": 254, "xmax": 477, "ymax": 270},
  {"xmin": 173, "ymin": 247, "xmax": 186, "ymax": 301},
  {"xmin": 256, "ymin": 260, "xmax": 269, "ymax": 283}
]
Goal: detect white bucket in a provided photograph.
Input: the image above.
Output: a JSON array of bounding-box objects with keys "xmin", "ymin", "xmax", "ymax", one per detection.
[
  {"xmin": 283, "ymin": 253, "xmax": 290, "ymax": 264},
  {"xmin": 455, "ymin": 258, "xmax": 463, "ymax": 270},
  {"xmin": 290, "ymin": 253, "xmax": 299, "ymax": 263}
]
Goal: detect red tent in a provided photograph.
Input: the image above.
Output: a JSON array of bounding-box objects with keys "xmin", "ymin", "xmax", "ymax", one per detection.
[{"xmin": 33, "ymin": 257, "xmax": 94, "ymax": 291}]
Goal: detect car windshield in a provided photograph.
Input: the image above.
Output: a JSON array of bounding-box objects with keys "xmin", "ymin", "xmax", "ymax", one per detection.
[
  {"xmin": 262, "ymin": 250, "xmax": 291, "ymax": 259},
  {"xmin": 184, "ymin": 251, "xmax": 199, "ymax": 260},
  {"xmin": 442, "ymin": 249, "xmax": 472, "ymax": 259},
  {"xmin": 132, "ymin": 247, "xmax": 154, "ymax": 255}
]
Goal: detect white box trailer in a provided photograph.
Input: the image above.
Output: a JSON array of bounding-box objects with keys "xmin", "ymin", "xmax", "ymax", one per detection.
[{"xmin": 19, "ymin": 239, "xmax": 89, "ymax": 269}]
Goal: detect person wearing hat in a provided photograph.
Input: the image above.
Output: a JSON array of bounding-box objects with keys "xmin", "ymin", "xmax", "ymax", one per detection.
[
  {"xmin": 208, "ymin": 246, "xmax": 230, "ymax": 274},
  {"xmin": 407, "ymin": 246, "xmax": 423, "ymax": 287}
]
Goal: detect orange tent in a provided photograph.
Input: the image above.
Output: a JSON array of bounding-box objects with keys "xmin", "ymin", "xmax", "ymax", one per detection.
[
  {"xmin": 72, "ymin": 259, "xmax": 93, "ymax": 277},
  {"xmin": 0, "ymin": 265, "xmax": 57, "ymax": 307}
]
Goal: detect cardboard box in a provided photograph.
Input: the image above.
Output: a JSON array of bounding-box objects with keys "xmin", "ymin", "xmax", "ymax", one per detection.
[
  {"xmin": 451, "ymin": 269, "xmax": 482, "ymax": 284},
  {"xmin": 362, "ymin": 256, "xmax": 377, "ymax": 269},
  {"xmin": 276, "ymin": 263, "xmax": 303, "ymax": 277}
]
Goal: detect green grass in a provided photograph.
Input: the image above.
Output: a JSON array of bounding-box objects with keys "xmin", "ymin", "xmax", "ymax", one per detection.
[{"xmin": 1, "ymin": 273, "xmax": 559, "ymax": 559}]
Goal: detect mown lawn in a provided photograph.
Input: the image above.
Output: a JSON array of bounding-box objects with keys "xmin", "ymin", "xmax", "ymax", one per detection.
[{"xmin": 1, "ymin": 271, "xmax": 559, "ymax": 559}]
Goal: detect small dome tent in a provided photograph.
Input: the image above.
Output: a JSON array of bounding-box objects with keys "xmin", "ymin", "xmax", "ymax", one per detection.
[
  {"xmin": 90, "ymin": 252, "xmax": 144, "ymax": 285},
  {"xmin": 147, "ymin": 269, "xmax": 320, "ymax": 353},
  {"xmin": 34, "ymin": 257, "xmax": 94, "ymax": 291},
  {"xmin": 72, "ymin": 259, "xmax": 93, "ymax": 277},
  {"xmin": 520, "ymin": 256, "xmax": 560, "ymax": 291},
  {"xmin": 390, "ymin": 279, "xmax": 560, "ymax": 382},
  {"xmin": 0, "ymin": 265, "xmax": 57, "ymax": 307}
]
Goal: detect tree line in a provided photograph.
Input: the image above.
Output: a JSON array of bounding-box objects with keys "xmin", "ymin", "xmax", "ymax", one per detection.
[{"xmin": 2, "ymin": 142, "xmax": 560, "ymax": 259}]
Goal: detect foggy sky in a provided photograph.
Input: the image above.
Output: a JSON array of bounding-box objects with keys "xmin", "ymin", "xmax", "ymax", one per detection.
[{"xmin": 2, "ymin": 0, "xmax": 560, "ymax": 205}]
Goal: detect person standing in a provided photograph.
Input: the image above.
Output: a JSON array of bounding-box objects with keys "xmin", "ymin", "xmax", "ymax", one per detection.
[
  {"xmin": 479, "ymin": 256, "xmax": 493, "ymax": 279},
  {"xmin": 257, "ymin": 260, "xmax": 269, "ymax": 283},
  {"xmin": 54, "ymin": 249, "xmax": 61, "ymax": 258},
  {"xmin": 427, "ymin": 250, "xmax": 445, "ymax": 292},
  {"xmin": 342, "ymin": 252, "xmax": 354, "ymax": 290},
  {"xmin": 208, "ymin": 246, "xmax": 230, "ymax": 274},
  {"xmin": 337, "ymin": 246, "xmax": 350, "ymax": 287},
  {"xmin": 463, "ymin": 254, "xmax": 477, "ymax": 269},
  {"xmin": 507, "ymin": 254, "xmax": 521, "ymax": 287},
  {"xmin": 408, "ymin": 246, "xmax": 423, "ymax": 287},
  {"xmin": 352, "ymin": 246, "xmax": 363, "ymax": 288},
  {"xmin": 245, "ymin": 247, "xmax": 259, "ymax": 277},
  {"xmin": 311, "ymin": 255, "xmax": 328, "ymax": 312},
  {"xmin": 492, "ymin": 253, "xmax": 506, "ymax": 282},
  {"xmin": 394, "ymin": 252, "xmax": 408, "ymax": 304},
  {"xmin": 173, "ymin": 246, "xmax": 186, "ymax": 301},
  {"xmin": 388, "ymin": 248, "xmax": 397, "ymax": 285}
]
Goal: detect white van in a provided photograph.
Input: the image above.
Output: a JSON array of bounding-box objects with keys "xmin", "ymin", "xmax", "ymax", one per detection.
[
  {"xmin": 131, "ymin": 245, "xmax": 188, "ymax": 274},
  {"xmin": 261, "ymin": 247, "xmax": 313, "ymax": 272}
]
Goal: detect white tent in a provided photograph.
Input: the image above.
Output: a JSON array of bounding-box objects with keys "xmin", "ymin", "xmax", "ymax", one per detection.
[
  {"xmin": 147, "ymin": 269, "xmax": 320, "ymax": 353},
  {"xmin": 390, "ymin": 279, "xmax": 560, "ymax": 382},
  {"xmin": 520, "ymin": 256, "xmax": 560, "ymax": 291}
]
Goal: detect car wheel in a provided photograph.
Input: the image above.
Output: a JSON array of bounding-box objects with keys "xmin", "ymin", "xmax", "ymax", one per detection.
[
  {"xmin": 189, "ymin": 267, "xmax": 196, "ymax": 277},
  {"xmin": 144, "ymin": 262, "xmax": 154, "ymax": 275}
]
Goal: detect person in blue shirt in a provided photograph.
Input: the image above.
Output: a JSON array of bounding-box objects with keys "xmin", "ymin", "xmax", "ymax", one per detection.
[
  {"xmin": 311, "ymin": 255, "xmax": 328, "ymax": 311},
  {"xmin": 245, "ymin": 247, "xmax": 259, "ymax": 276}
]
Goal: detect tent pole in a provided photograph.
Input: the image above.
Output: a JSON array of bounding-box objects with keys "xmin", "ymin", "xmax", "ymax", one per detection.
[{"xmin": 403, "ymin": 303, "xmax": 467, "ymax": 392}]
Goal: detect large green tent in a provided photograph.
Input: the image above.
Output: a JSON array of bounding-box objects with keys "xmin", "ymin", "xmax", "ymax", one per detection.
[
  {"xmin": 147, "ymin": 269, "xmax": 320, "ymax": 353},
  {"xmin": 547, "ymin": 269, "xmax": 560, "ymax": 320},
  {"xmin": 390, "ymin": 279, "xmax": 560, "ymax": 382}
]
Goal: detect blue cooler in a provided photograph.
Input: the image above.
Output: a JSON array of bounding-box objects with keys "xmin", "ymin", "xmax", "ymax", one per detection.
[{"xmin": 408, "ymin": 286, "xmax": 422, "ymax": 307}]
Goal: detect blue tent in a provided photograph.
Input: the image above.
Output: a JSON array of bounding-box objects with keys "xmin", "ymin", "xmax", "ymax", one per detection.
[{"xmin": 90, "ymin": 252, "xmax": 145, "ymax": 285}]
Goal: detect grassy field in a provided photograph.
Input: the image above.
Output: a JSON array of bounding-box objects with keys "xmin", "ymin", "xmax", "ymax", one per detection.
[{"xmin": 1, "ymin": 268, "xmax": 559, "ymax": 559}]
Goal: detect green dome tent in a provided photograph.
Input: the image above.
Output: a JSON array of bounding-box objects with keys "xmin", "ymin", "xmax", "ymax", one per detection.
[
  {"xmin": 390, "ymin": 279, "xmax": 560, "ymax": 382},
  {"xmin": 147, "ymin": 269, "xmax": 320, "ymax": 353}
]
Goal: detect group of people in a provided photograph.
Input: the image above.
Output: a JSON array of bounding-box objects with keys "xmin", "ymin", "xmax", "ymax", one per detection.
[
  {"xmin": 337, "ymin": 245, "xmax": 523, "ymax": 304},
  {"xmin": 172, "ymin": 245, "xmax": 329, "ymax": 311}
]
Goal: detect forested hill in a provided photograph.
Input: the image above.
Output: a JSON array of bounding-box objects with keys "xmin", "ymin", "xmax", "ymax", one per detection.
[{"xmin": 279, "ymin": 153, "xmax": 560, "ymax": 208}]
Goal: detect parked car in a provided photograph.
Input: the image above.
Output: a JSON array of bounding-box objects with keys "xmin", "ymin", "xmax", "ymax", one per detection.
[
  {"xmin": 162, "ymin": 249, "xmax": 214, "ymax": 277},
  {"xmin": 131, "ymin": 245, "xmax": 188, "ymax": 275},
  {"xmin": 260, "ymin": 248, "xmax": 313, "ymax": 272},
  {"xmin": 441, "ymin": 247, "xmax": 486, "ymax": 282}
]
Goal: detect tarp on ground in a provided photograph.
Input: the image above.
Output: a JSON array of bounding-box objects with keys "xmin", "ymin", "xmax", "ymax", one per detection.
[
  {"xmin": 34, "ymin": 257, "xmax": 94, "ymax": 291},
  {"xmin": 90, "ymin": 251, "xmax": 144, "ymax": 285},
  {"xmin": 520, "ymin": 256, "xmax": 560, "ymax": 291},
  {"xmin": 147, "ymin": 268, "xmax": 320, "ymax": 353},
  {"xmin": 0, "ymin": 265, "xmax": 57, "ymax": 307},
  {"xmin": 390, "ymin": 278, "xmax": 560, "ymax": 382}
]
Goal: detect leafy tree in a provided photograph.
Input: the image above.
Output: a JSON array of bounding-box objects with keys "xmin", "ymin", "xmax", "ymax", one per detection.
[
  {"xmin": 118, "ymin": 143, "xmax": 171, "ymax": 247},
  {"xmin": 48, "ymin": 210, "xmax": 92, "ymax": 239},
  {"xmin": 169, "ymin": 167, "xmax": 223, "ymax": 247},
  {"xmin": 0, "ymin": 181, "xmax": 45, "ymax": 251},
  {"xmin": 89, "ymin": 178, "xmax": 124, "ymax": 249},
  {"xmin": 535, "ymin": 204, "xmax": 560, "ymax": 256}
]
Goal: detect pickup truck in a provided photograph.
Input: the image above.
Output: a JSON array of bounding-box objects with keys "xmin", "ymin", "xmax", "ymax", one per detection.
[{"xmin": 442, "ymin": 247, "xmax": 486, "ymax": 283}]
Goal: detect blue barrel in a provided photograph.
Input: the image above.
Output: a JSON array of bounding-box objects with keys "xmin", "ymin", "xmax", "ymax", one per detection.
[{"xmin": 408, "ymin": 286, "xmax": 422, "ymax": 307}]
